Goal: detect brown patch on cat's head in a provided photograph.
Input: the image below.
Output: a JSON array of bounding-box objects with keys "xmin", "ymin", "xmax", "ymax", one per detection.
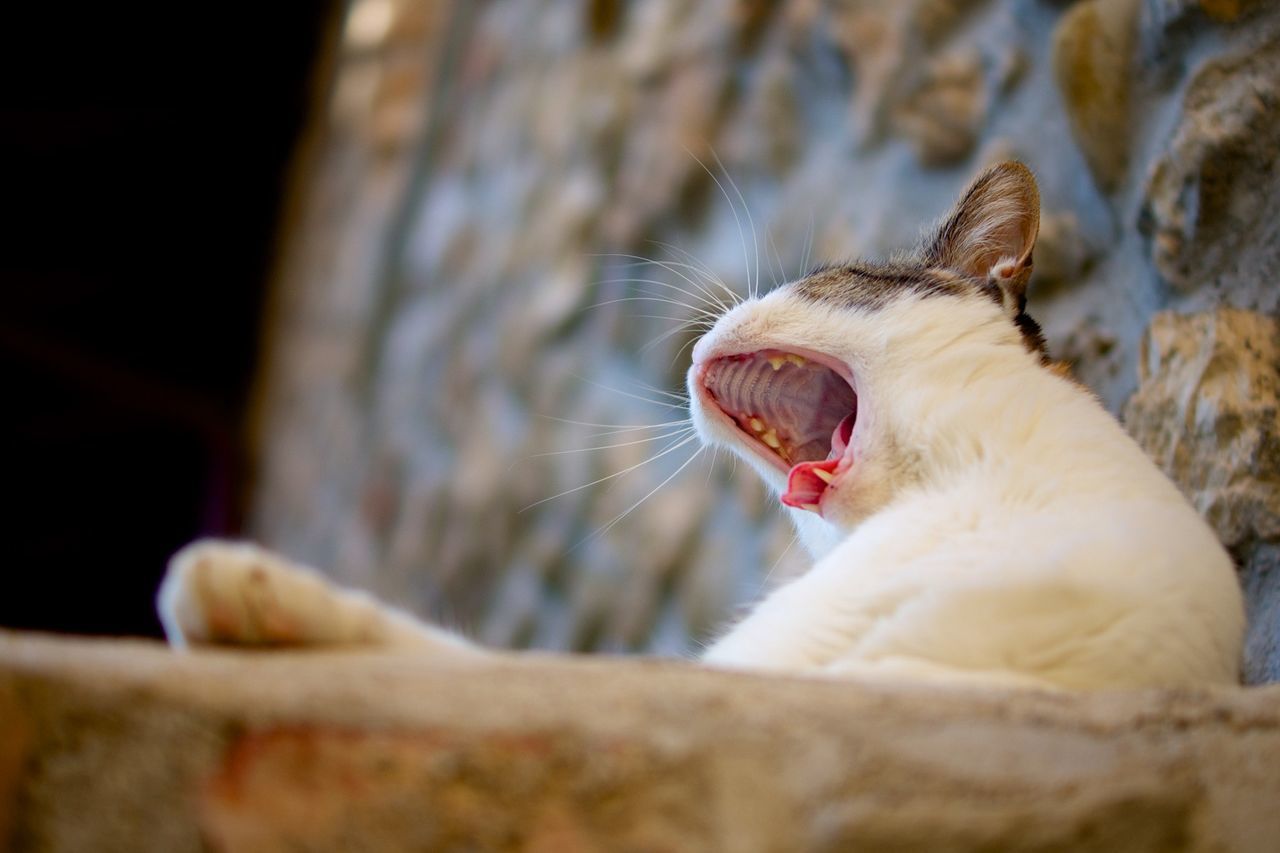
[{"xmin": 794, "ymin": 262, "xmax": 969, "ymax": 310}]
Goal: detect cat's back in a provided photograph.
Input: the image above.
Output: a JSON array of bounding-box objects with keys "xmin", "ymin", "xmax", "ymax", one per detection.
[{"xmin": 821, "ymin": 449, "xmax": 1245, "ymax": 687}]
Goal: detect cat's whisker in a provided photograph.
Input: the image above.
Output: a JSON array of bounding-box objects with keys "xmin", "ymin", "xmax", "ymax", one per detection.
[
  {"xmin": 592, "ymin": 276, "xmax": 728, "ymax": 314},
  {"xmin": 591, "ymin": 251, "xmax": 729, "ymax": 304},
  {"xmin": 571, "ymin": 375, "xmax": 692, "ymax": 412},
  {"xmin": 707, "ymin": 146, "xmax": 761, "ymax": 300},
  {"xmin": 669, "ymin": 329, "xmax": 706, "ymax": 370},
  {"xmin": 620, "ymin": 263, "xmax": 732, "ymax": 314},
  {"xmin": 526, "ymin": 426, "xmax": 696, "ymax": 458},
  {"xmin": 767, "ymin": 229, "xmax": 789, "ymax": 289},
  {"xmin": 630, "ymin": 314, "xmax": 715, "ymax": 327},
  {"xmin": 640, "ymin": 320, "xmax": 708, "ymax": 357},
  {"xmin": 590, "ymin": 253, "xmax": 732, "ymax": 315},
  {"xmin": 800, "ymin": 209, "xmax": 816, "ymax": 280},
  {"xmin": 519, "ymin": 432, "xmax": 701, "ymax": 512},
  {"xmin": 608, "ymin": 312, "xmax": 716, "ymax": 345},
  {"xmin": 684, "ymin": 144, "xmax": 755, "ymax": 304},
  {"xmin": 584, "ymin": 420, "xmax": 690, "ymax": 440},
  {"xmin": 590, "ymin": 300, "xmax": 720, "ymax": 329},
  {"xmin": 642, "ymin": 241, "xmax": 743, "ymax": 309},
  {"xmin": 645, "ymin": 241, "xmax": 743, "ymax": 309},
  {"xmin": 588, "ymin": 295, "xmax": 720, "ymax": 318},
  {"xmin": 762, "ymin": 533, "xmax": 800, "ymax": 586},
  {"xmin": 630, "ymin": 380, "xmax": 690, "ymax": 403},
  {"xmin": 571, "ymin": 443, "xmax": 707, "ymax": 550},
  {"xmin": 537, "ymin": 415, "xmax": 692, "ymax": 430}
]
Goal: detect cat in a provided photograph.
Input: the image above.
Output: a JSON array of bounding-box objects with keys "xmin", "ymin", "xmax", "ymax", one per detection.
[{"xmin": 158, "ymin": 162, "xmax": 1245, "ymax": 689}]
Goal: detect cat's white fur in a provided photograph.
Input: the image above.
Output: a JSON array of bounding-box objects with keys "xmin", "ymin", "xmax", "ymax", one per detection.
[
  {"xmin": 691, "ymin": 292, "xmax": 1242, "ymax": 687},
  {"xmin": 158, "ymin": 163, "xmax": 1245, "ymax": 689}
]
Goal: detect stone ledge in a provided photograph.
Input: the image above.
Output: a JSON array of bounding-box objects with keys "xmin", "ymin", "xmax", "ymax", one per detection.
[{"xmin": 2, "ymin": 632, "xmax": 1279, "ymax": 852}]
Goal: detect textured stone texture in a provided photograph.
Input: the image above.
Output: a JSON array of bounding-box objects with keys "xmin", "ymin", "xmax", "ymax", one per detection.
[
  {"xmin": 249, "ymin": 1, "xmax": 1280, "ymax": 661},
  {"xmin": 1139, "ymin": 29, "xmax": 1280, "ymax": 305},
  {"xmin": 1125, "ymin": 309, "xmax": 1280, "ymax": 551},
  {"xmin": 1052, "ymin": 0, "xmax": 1140, "ymax": 191},
  {"xmin": 1124, "ymin": 309, "xmax": 1280, "ymax": 682},
  {"xmin": 4, "ymin": 631, "xmax": 1280, "ymax": 852}
]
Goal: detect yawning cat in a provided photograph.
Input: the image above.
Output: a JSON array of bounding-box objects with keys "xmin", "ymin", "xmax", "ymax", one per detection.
[{"xmin": 158, "ymin": 162, "xmax": 1245, "ymax": 689}]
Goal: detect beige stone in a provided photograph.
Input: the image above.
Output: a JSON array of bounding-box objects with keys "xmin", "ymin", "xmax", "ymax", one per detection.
[
  {"xmin": 1124, "ymin": 309, "xmax": 1280, "ymax": 550},
  {"xmin": 1124, "ymin": 308, "xmax": 1280, "ymax": 683},
  {"xmin": 1051, "ymin": 0, "xmax": 1141, "ymax": 192},
  {"xmin": 892, "ymin": 51, "xmax": 985, "ymax": 167},
  {"xmin": 4, "ymin": 632, "xmax": 1280, "ymax": 851}
]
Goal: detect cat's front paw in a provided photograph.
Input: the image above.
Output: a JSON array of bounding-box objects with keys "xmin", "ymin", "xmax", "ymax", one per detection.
[{"xmin": 157, "ymin": 539, "xmax": 361, "ymax": 649}]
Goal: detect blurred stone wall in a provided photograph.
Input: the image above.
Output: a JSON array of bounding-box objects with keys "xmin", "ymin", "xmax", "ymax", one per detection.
[{"xmin": 250, "ymin": 0, "xmax": 1280, "ymax": 673}]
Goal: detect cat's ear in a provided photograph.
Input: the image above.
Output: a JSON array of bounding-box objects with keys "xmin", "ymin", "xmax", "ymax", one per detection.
[{"xmin": 921, "ymin": 161, "xmax": 1040, "ymax": 316}]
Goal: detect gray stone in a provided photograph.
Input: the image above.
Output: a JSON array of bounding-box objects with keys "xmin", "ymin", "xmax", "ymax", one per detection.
[
  {"xmin": 1139, "ymin": 31, "xmax": 1280, "ymax": 306},
  {"xmin": 892, "ymin": 51, "xmax": 986, "ymax": 166},
  {"xmin": 1033, "ymin": 210, "xmax": 1094, "ymax": 292},
  {"xmin": 1242, "ymin": 543, "xmax": 1280, "ymax": 684}
]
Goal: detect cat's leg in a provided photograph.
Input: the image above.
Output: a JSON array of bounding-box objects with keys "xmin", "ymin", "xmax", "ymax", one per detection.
[
  {"xmin": 702, "ymin": 505, "xmax": 973, "ymax": 672},
  {"xmin": 157, "ymin": 539, "xmax": 487, "ymax": 658},
  {"xmin": 700, "ymin": 566, "xmax": 884, "ymax": 672}
]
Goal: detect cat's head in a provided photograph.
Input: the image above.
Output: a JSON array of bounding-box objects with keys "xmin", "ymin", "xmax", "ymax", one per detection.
[{"xmin": 688, "ymin": 161, "xmax": 1048, "ymax": 555}]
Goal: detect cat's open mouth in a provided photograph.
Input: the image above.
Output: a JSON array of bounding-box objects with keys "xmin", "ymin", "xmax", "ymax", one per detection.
[{"xmin": 699, "ymin": 348, "xmax": 857, "ymax": 515}]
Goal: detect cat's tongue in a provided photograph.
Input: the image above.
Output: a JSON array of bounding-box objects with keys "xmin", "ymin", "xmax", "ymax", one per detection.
[
  {"xmin": 781, "ymin": 458, "xmax": 839, "ymax": 512},
  {"xmin": 780, "ymin": 413, "xmax": 855, "ymax": 515}
]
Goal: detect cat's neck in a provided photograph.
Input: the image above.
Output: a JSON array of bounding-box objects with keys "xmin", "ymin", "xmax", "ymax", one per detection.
[
  {"xmin": 902, "ymin": 350, "xmax": 1169, "ymax": 500},
  {"xmin": 789, "ymin": 343, "xmax": 1186, "ymax": 559}
]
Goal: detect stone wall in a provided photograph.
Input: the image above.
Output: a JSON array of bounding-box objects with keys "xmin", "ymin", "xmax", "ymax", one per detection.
[
  {"xmin": 4, "ymin": 632, "xmax": 1280, "ymax": 851},
  {"xmin": 251, "ymin": 0, "xmax": 1280, "ymax": 668}
]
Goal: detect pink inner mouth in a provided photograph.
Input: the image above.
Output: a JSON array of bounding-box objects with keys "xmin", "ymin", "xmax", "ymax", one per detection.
[{"xmin": 700, "ymin": 349, "xmax": 857, "ymax": 515}]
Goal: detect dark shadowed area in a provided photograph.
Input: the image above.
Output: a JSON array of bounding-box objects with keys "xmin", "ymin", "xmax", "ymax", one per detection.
[{"xmin": 0, "ymin": 4, "xmax": 339, "ymax": 636}]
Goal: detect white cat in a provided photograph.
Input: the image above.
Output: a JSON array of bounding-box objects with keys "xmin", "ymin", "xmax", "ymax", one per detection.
[{"xmin": 158, "ymin": 162, "xmax": 1245, "ymax": 689}]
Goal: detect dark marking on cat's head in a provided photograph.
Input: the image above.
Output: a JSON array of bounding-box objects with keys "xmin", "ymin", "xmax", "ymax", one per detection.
[
  {"xmin": 793, "ymin": 162, "xmax": 1049, "ymax": 361},
  {"xmin": 794, "ymin": 262, "xmax": 969, "ymax": 310}
]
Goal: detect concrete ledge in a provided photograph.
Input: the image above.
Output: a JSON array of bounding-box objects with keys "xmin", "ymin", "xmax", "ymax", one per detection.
[{"xmin": 2, "ymin": 632, "xmax": 1279, "ymax": 852}]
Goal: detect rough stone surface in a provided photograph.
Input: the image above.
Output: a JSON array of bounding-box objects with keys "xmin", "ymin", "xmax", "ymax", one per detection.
[
  {"xmin": 249, "ymin": 1, "xmax": 1280, "ymax": 662},
  {"xmin": 1124, "ymin": 309, "xmax": 1280, "ymax": 682},
  {"xmin": 1125, "ymin": 309, "xmax": 1280, "ymax": 550},
  {"xmin": 1139, "ymin": 29, "xmax": 1280, "ymax": 305},
  {"xmin": 4, "ymin": 632, "xmax": 1280, "ymax": 852},
  {"xmin": 1052, "ymin": 0, "xmax": 1140, "ymax": 191}
]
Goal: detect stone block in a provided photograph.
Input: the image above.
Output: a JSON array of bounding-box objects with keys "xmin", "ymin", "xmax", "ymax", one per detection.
[
  {"xmin": 3, "ymin": 632, "xmax": 1280, "ymax": 851},
  {"xmin": 1139, "ymin": 32, "xmax": 1280, "ymax": 304},
  {"xmin": 1051, "ymin": 0, "xmax": 1141, "ymax": 192},
  {"xmin": 1124, "ymin": 308, "xmax": 1280, "ymax": 682}
]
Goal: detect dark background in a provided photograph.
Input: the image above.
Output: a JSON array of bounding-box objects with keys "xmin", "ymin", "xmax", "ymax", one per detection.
[{"xmin": 1, "ymin": 5, "xmax": 338, "ymax": 637}]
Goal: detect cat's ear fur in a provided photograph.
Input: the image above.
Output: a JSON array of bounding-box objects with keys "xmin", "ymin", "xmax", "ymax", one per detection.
[{"xmin": 921, "ymin": 161, "xmax": 1040, "ymax": 318}]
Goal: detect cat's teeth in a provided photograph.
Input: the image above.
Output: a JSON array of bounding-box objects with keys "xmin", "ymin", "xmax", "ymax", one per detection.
[
  {"xmin": 768, "ymin": 356, "xmax": 785, "ymax": 370},
  {"xmin": 762, "ymin": 429, "xmax": 781, "ymax": 449},
  {"xmin": 813, "ymin": 469, "xmax": 835, "ymax": 484},
  {"xmin": 749, "ymin": 418, "xmax": 764, "ymax": 432},
  {"xmin": 786, "ymin": 354, "xmax": 807, "ymax": 366}
]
